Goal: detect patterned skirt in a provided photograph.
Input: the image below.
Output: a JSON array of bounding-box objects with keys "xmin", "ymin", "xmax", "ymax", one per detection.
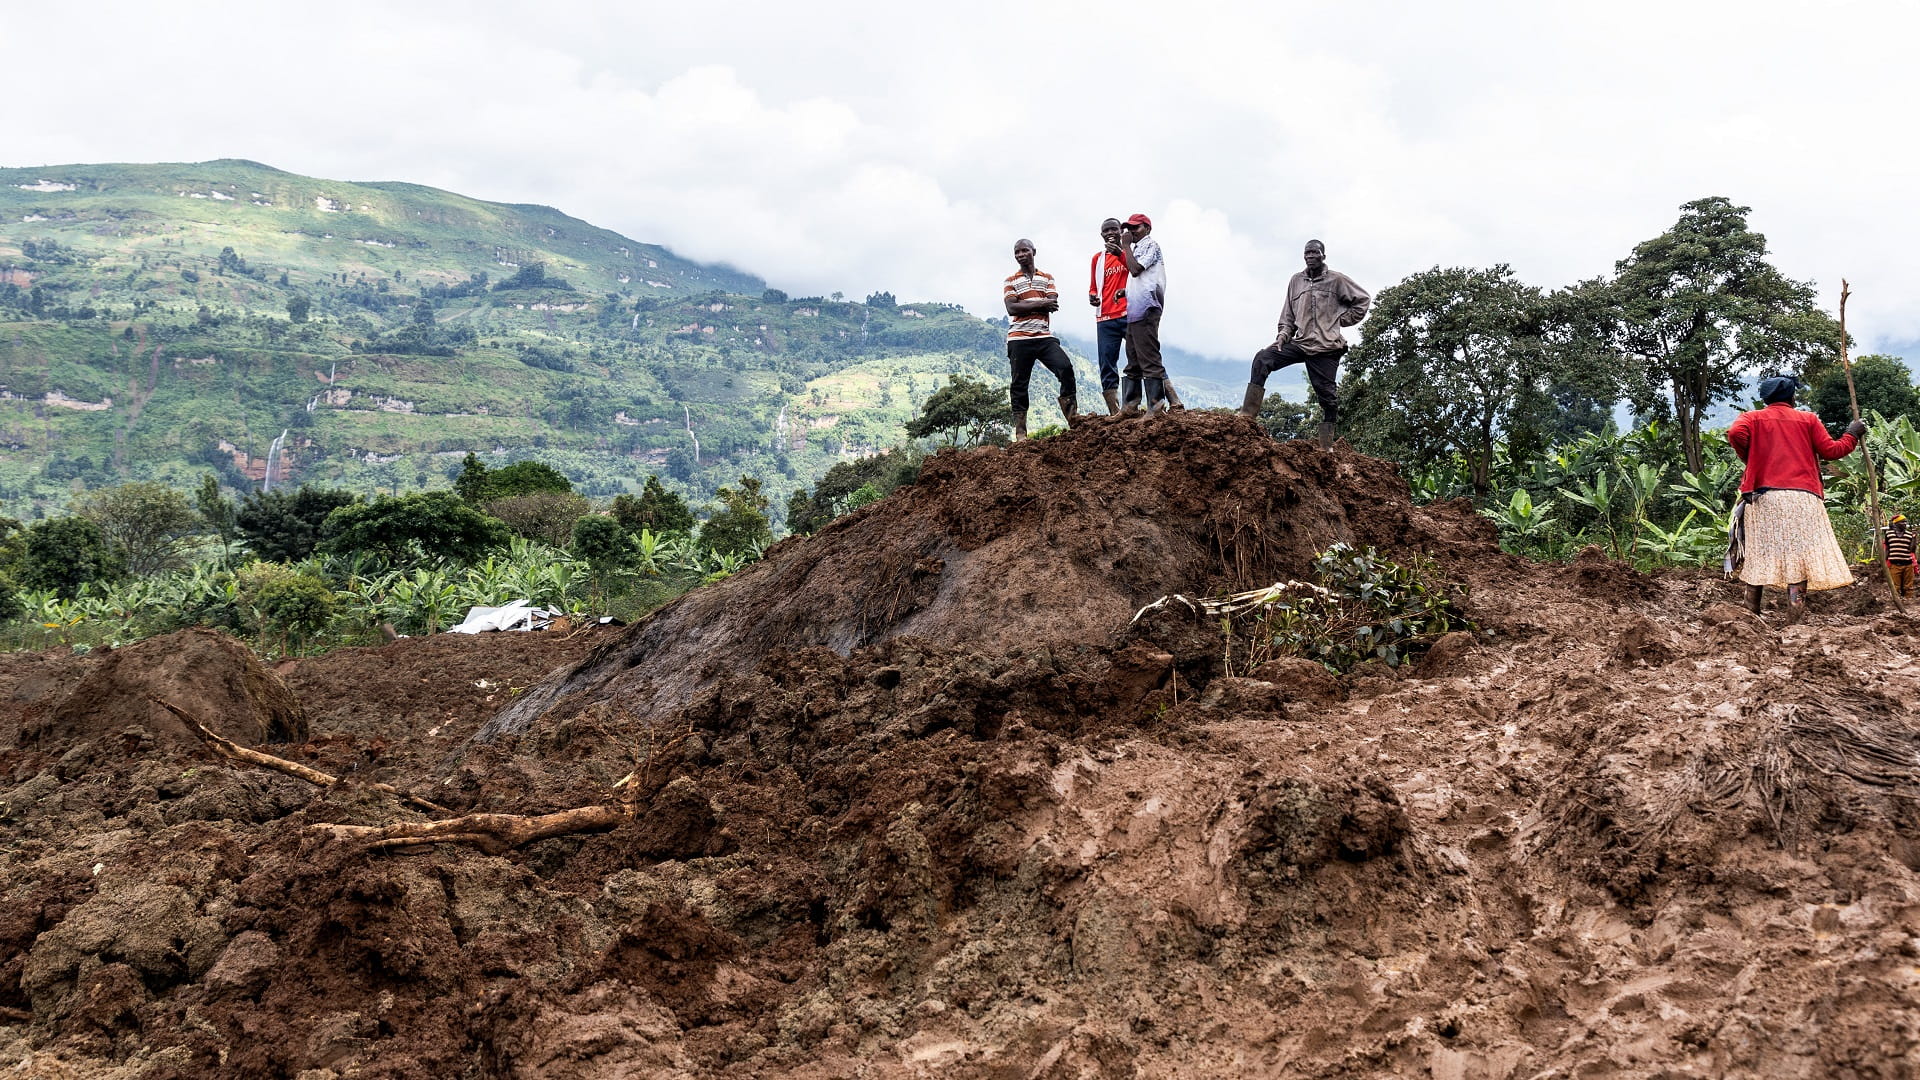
[{"xmin": 1737, "ymin": 489, "xmax": 1853, "ymax": 591}]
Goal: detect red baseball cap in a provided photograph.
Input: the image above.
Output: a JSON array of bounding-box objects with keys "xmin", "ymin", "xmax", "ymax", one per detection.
[{"xmin": 1125, "ymin": 213, "xmax": 1151, "ymax": 227}]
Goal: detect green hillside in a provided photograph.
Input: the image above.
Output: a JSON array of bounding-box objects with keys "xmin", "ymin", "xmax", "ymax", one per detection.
[{"xmin": 0, "ymin": 160, "xmax": 1031, "ymax": 522}]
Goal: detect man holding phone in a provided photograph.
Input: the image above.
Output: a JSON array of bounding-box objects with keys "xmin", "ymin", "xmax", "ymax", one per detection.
[{"xmin": 1088, "ymin": 217, "xmax": 1129, "ymax": 414}]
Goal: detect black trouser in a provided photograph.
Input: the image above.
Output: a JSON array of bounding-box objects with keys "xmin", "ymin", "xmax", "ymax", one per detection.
[
  {"xmin": 1007, "ymin": 336, "xmax": 1076, "ymax": 416},
  {"xmin": 1095, "ymin": 318, "xmax": 1126, "ymax": 392},
  {"xmin": 1251, "ymin": 342, "xmax": 1343, "ymax": 423},
  {"xmin": 1122, "ymin": 307, "xmax": 1165, "ymax": 380}
]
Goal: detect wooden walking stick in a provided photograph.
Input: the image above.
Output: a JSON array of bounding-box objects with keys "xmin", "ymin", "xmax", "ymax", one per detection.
[{"xmin": 1837, "ymin": 280, "xmax": 1907, "ymax": 613}]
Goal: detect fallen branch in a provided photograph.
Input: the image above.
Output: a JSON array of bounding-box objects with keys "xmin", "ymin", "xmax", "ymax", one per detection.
[
  {"xmin": 149, "ymin": 696, "xmax": 450, "ymax": 815},
  {"xmin": 308, "ymin": 804, "xmax": 632, "ymax": 855}
]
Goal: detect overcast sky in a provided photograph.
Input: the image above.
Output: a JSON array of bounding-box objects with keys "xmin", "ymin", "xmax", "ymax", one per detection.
[{"xmin": 10, "ymin": 0, "xmax": 1920, "ymax": 363}]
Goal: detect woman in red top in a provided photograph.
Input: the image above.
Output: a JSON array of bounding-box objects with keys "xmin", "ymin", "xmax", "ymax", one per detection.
[{"xmin": 1725, "ymin": 376, "xmax": 1866, "ymax": 623}]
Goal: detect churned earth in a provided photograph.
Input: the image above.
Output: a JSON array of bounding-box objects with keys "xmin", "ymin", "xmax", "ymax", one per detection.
[{"xmin": 1, "ymin": 411, "xmax": 1917, "ymax": 1079}]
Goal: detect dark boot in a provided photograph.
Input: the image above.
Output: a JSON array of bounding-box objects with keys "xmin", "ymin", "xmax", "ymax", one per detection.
[
  {"xmin": 1743, "ymin": 584, "xmax": 1763, "ymax": 614},
  {"xmin": 1012, "ymin": 409, "xmax": 1028, "ymax": 441},
  {"xmin": 1058, "ymin": 392, "xmax": 1079, "ymax": 427},
  {"xmin": 1162, "ymin": 380, "xmax": 1186, "ymax": 412},
  {"xmin": 1102, "ymin": 388, "xmax": 1121, "ymax": 415},
  {"xmin": 1142, "ymin": 378, "xmax": 1165, "ymax": 415},
  {"xmin": 1785, "ymin": 581, "xmax": 1807, "ymax": 625},
  {"xmin": 1238, "ymin": 383, "xmax": 1265, "ymax": 417},
  {"xmin": 1317, "ymin": 421, "xmax": 1336, "ymax": 450},
  {"xmin": 1120, "ymin": 377, "xmax": 1143, "ymax": 414}
]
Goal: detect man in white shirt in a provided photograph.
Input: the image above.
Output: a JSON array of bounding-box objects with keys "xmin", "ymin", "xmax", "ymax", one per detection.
[{"xmin": 1116, "ymin": 213, "xmax": 1185, "ymax": 415}]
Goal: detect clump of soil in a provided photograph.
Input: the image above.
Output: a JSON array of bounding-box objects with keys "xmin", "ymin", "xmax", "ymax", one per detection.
[
  {"xmin": 21, "ymin": 627, "xmax": 305, "ymax": 750},
  {"xmin": 3, "ymin": 414, "xmax": 1919, "ymax": 1079}
]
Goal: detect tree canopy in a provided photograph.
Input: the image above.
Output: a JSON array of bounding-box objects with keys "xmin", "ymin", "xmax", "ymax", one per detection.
[
  {"xmin": 610, "ymin": 475, "xmax": 695, "ymax": 534},
  {"xmin": 904, "ymin": 374, "xmax": 1008, "ymax": 446},
  {"xmin": 1609, "ymin": 196, "xmax": 1842, "ymax": 472},
  {"xmin": 74, "ymin": 481, "xmax": 201, "ymax": 577},
  {"xmin": 14, "ymin": 516, "xmax": 125, "ymax": 597},
  {"xmin": 235, "ymin": 486, "xmax": 358, "ymax": 563},
  {"xmin": 1344, "ymin": 266, "xmax": 1551, "ymax": 494},
  {"xmin": 319, "ymin": 491, "xmax": 509, "ymax": 565},
  {"xmin": 698, "ymin": 476, "xmax": 773, "ymax": 557},
  {"xmin": 1811, "ymin": 354, "xmax": 1919, "ymax": 429}
]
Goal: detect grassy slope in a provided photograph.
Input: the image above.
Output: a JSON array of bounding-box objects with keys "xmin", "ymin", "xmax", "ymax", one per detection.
[{"xmin": 0, "ymin": 161, "xmax": 1039, "ymax": 522}]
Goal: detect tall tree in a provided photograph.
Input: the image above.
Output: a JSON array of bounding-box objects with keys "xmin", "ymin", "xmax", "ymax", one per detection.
[
  {"xmin": 610, "ymin": 475, "xmax": 695, "ymax": 534},
  {"xmin": 14, "ymin": 517, "xmax": 125, "ymax": 597},
  {"xmin": 904, "ymin": 375, "xmax": 1008, "ymax": 446},
  {"xmin": 73, "ymin": 481, "xmax": 201, "ymax": 576},
  {"xmin": 698, "ymin": 477, "xmax": 773, "ymax": 557},
  {"xmin": 1342, "ymin": 265, "xmax": 1547, "ymax": 495},
  {"xmin": 196, "ymin": 475, "xmax": 238, "ymax": 560},
  {"xmin": 1611, "ymin": 197, "xmax": 1842, "ymax": 473}
]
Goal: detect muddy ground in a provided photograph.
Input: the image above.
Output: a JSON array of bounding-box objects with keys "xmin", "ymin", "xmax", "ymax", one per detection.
[{"xmin": 2, "ymin": 412, "xmax": 1917, "ymax": 1079}]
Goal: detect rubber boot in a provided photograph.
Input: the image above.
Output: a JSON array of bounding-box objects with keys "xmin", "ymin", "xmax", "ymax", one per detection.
[
  {"xmin": 1743, "ymin": 584, "xmax": 1763, "ymax": 615},
  {"xmin": 1058, "ymin": 392, "xmax": 1079, "ymax": 428},
  {"xmin": 1012, "ymin": 409, "xmax": 1028, "ymax": 441},
  {"xmin": 1238, "ymin": 383, "xmax": 1265, "ymax": 417},
  {"xmin": 1785, "ymin": 581, "xmax": 1807, "ymax": 625},
  {"xmin": 1142, "ymin": 378, "xmax": 1166, "ymax": 416},
  {"xmin": 1102, "ymin": 389, "xmax": 1121, "ymax": 415},
  {"xmin": 1120, "ymin": 377, "xmax": 1143, "ymax": 415},
  {"xmin": 1162, "ymin": 379, "xmax": 1186, "ymax": 412},
  {"xmin": 1317, "ymin": 421, "xmax": 1336, "ymax": 450}
]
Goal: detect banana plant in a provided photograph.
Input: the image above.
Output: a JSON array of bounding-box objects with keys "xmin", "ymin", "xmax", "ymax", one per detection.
[
  {"xmin": 1638, "ymin": 509, "xmax": 1723, "ymax": 568},
  {"xmin": 1560, "ymin": 471, "xmax": 1621, "ymax": 557},
  {"xmin": 1620, "ymin": 461, "xmax": 1668, "ymax": 562},
  {"xmin": 388, "ymin": 567, "xmax": 460, "ymax": 635},
  {"xmin": 1480, "ymin": 488, "xmax": 1557, "ymax": 550},
  {"xmin": 1669, "ymin": 459, "xmax": 1741, "ymax": 518}
]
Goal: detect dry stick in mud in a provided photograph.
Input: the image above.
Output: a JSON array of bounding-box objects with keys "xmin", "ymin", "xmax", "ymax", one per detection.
[
  {"xmin": 313, "ymin": 709, "xmax": 683, "ymax": 855},
  {"xmin": 309, "ymin": 805, "xmax": 633, "ymax": 855},
  {"xmin": 1838, "ymin": 281, "xmax": 1907, "ymax": 614},
  {"xmin": 149, "ymin": 696, "xmax": 450, "ymax": 814}
]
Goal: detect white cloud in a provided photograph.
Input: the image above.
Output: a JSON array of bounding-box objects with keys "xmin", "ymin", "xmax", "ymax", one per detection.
[{"xmin": 8, "ymin": 0, "xmax": 1920, "ymax": 359}]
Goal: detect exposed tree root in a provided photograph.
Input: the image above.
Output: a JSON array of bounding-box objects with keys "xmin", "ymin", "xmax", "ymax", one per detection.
[
  {"xmin": 150, "ymin": 696, "xmax": 450, "ymax": 814},
  {"xmin": 309, "ymin": 805, "xmax": 632, "ymax": 855}
]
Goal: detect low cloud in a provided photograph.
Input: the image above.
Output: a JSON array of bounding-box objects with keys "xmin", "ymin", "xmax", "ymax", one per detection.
[{"xmin": 8, "ymin": 0, "xmax": 1920, "ymax": 358}]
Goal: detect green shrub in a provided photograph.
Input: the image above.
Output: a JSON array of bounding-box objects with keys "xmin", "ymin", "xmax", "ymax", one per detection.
[{"xmin": 1220, "ymin": 544, "xmax": 1472, "ymax": 673}]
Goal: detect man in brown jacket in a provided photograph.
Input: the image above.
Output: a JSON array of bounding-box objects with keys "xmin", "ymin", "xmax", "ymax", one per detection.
[{"xmin": 1238, "ymin": 239, "xmax": 1370, "ymax": 449}]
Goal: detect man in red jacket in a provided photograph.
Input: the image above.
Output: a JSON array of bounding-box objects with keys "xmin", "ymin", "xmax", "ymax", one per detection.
[{"xmin": 1726, "ymin": 375, "xmax": 1866, "ymax": 622}]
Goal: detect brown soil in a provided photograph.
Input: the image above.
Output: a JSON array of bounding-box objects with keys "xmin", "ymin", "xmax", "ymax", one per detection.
[{"xmin": 3, "ymin": 411, "xmax": 1917, "ymax": 1079}]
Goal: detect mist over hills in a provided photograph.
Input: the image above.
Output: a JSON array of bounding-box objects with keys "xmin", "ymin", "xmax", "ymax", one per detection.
[{"xmin": 0, "ymin": 159, "xmax": 1119, "ymax": 520}]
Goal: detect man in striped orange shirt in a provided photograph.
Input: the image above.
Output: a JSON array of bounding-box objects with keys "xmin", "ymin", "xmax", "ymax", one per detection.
[{"xmin": 1002, "ymin": 238, "xmax": 1078, "ymax": 440}]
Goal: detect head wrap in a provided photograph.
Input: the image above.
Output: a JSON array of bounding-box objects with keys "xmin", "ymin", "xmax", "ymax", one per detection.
[
  {"xmin": 1894, "ymin": 514, "xmax": 1909, "ymax": 526},
  {"xmin": 1757, "ymin": 376, "xmax": 1798, "ymax": 404}
]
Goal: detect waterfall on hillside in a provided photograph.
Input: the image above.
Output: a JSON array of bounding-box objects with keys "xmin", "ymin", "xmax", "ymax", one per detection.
[
  {"xmin": 683, "ymin": 404, "xmax": 700, "ymax": 465},
  {"xmin": 263, "ymin": 429, "xmax": 289, "ymax": 492},
  {"xmin": 774, "ymin": 405, "xmax": 787, "ymax": 450},
  {"xmin": 306, "ymin": 395, "xmax": 318, "ymax": 413}
]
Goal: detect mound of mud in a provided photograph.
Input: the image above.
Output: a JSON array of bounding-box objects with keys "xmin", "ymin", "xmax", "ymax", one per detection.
[
  {"xmin": 20, "ymin": 628, "xmax": 305, "ymax": 750},
  {"xmin": 484, "ymin": 412, "xmax": 1494, "ymax": 741}
]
